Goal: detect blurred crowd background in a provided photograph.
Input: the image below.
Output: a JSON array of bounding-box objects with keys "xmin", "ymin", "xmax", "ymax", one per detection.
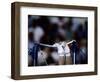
[{"xmin": 28, "ymin": 15, "xmax": 88, "ymax": 66}]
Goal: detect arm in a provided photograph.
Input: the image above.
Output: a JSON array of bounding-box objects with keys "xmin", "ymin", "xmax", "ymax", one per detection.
[
  {"xmin": 34, "ymin": 42, "xmax": 56, "ymax": 48},
  {"xmin": 66, "ymin": 40, "xmax": 76, "ymax": 45}
]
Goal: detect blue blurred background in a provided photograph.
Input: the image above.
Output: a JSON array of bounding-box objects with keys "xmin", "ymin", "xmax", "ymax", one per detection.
[{"xmin": 28, "ymin": 15, "xmax": 88, "ymax": 66}]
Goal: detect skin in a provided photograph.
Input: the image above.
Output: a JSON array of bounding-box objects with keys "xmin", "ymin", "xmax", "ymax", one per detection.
[
  {"xmin": 59, "ymin": 55, "xmax": 72, "ymax": 65},
  {"xmin": 58, "ymin": 43, "xmax": 72, "ymax": 65}
]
